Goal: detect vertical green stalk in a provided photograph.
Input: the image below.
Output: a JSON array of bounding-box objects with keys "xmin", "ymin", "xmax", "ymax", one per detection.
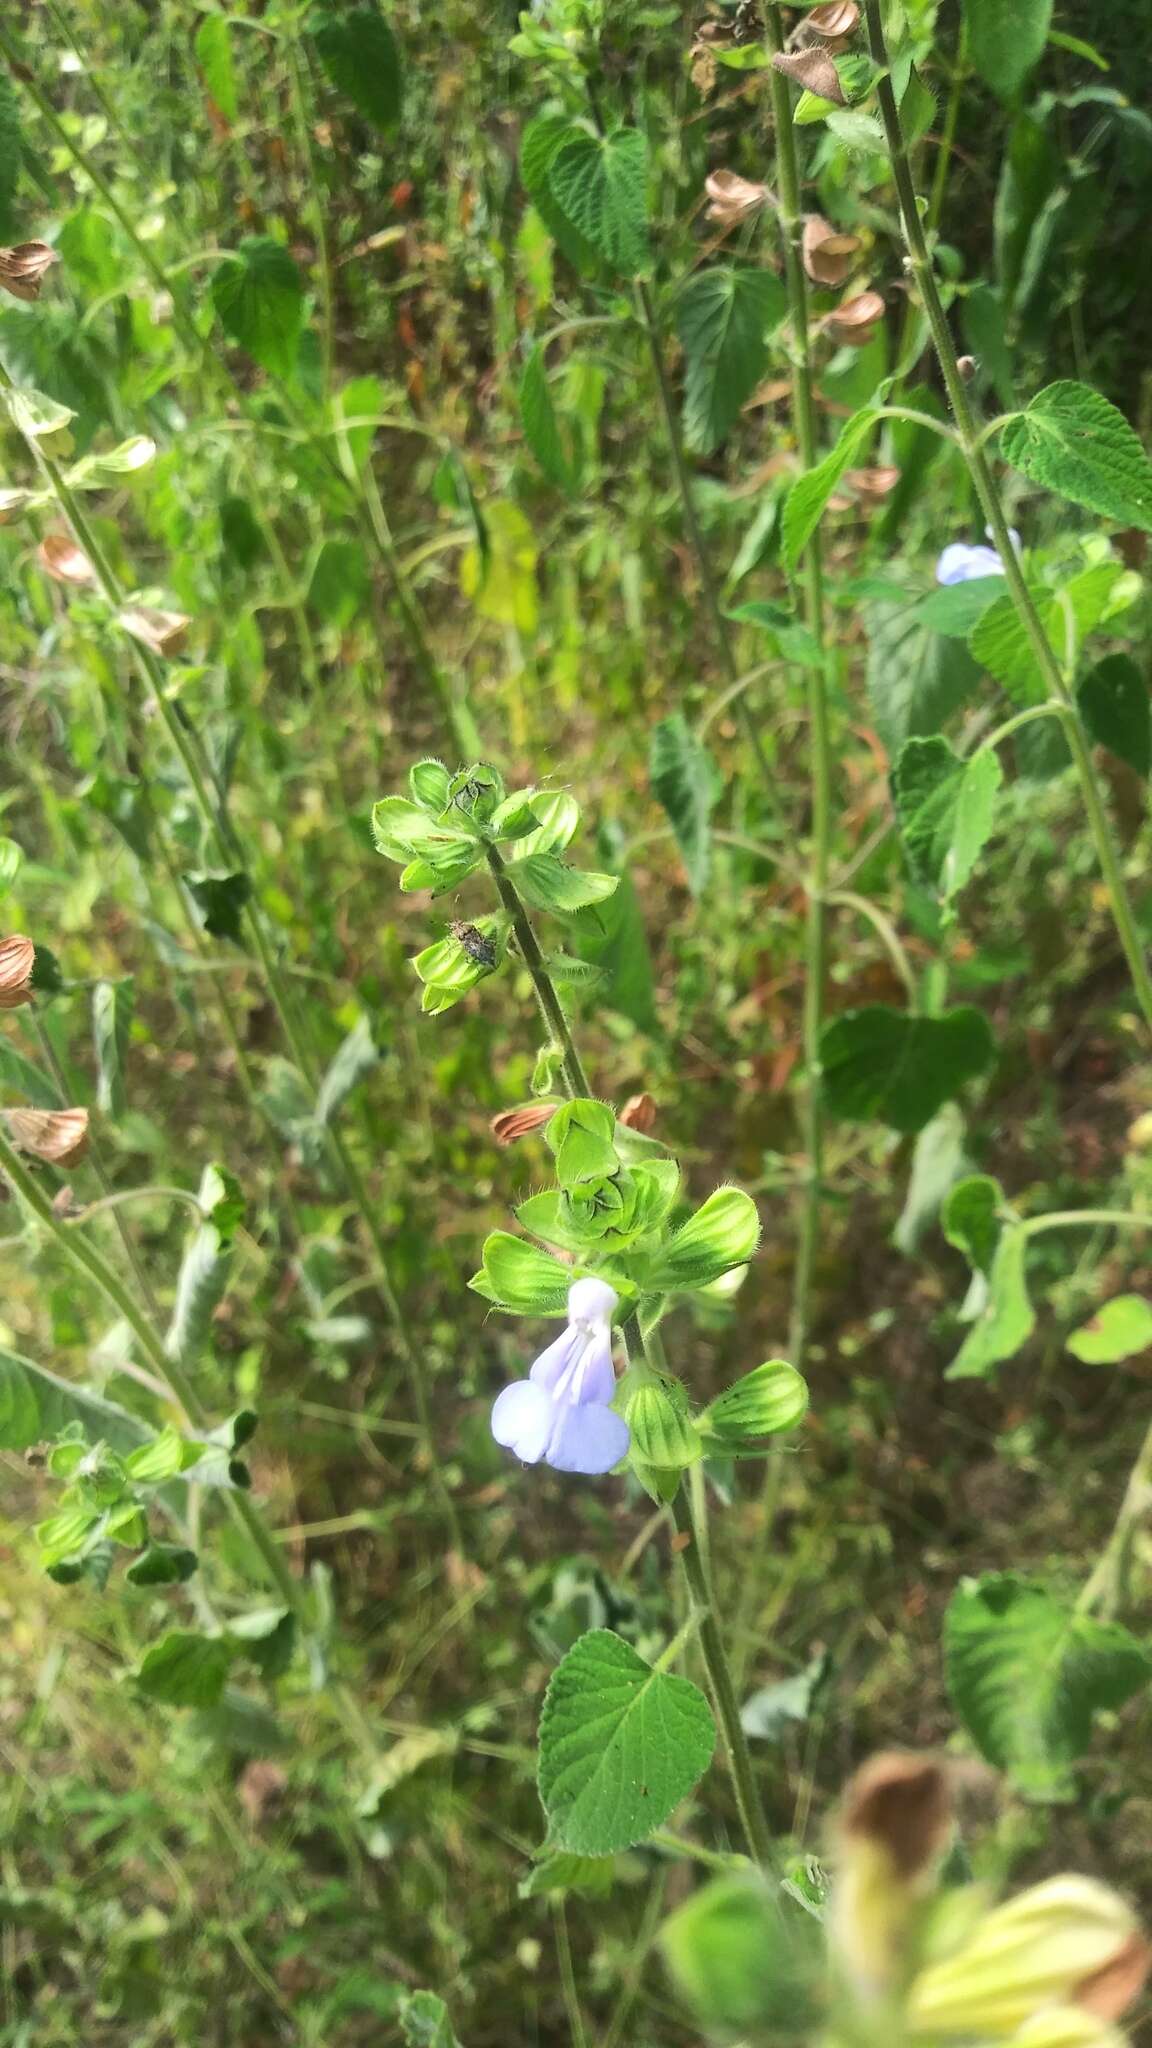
[
  {"xmin": 764, "ymin": 8, "xmax": 832, "ymax": 1367},
  {"xmin": 668, "ymin": 1484, "xmax": 779, "ymax": 1875},
  {"xmin": 483, "ymin": 846, "xmax": 592, "ymax": 1100},
  {"xmin": 862, "ymin": 0, "xmax": 1152, "ymax": 1038},
  {"xmin": 1078, "ymin": 1413, "xmax": 1152, "ymax": 1618}
]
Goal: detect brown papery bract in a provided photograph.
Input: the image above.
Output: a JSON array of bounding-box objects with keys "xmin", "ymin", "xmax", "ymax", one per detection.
[
  {"xmin": 802, "ymin": 215, "xmax": 862, "ymax": 286},
  {"xmin": 771, "ymin": 47, "xmax": 845, "ymax": 103},
  {"xmin": 39, "ymin": 532, "xmax": 96, "ymax": 586},
  {"xmin": 825, "ymin": 289, "xmax": 886, "ymax": 345},
  {"xmin": 619, "ymin": 1092, "xmax": 657, "ymax": 1133},
  {"xmin": 803, "ymin": 1, "xmax": 860, "ymax": 49},
  {"xmin": 0, "ymin": 934, "xmax": 35, "ymax": 1010},
  {"xmin": 6, "ymin": 1107, "xmax": 91, "ymax": 1167},
  {"xmin": 704, "ymin": 170, "xmax": 773, "ymax": 226},
  {"xmin": 490, "ymin": 1102, "xmax": 559, "ymax": 1146},
  {"xmin": 0, "ymin": 242, "xmax": 59, "ymax": 303},
  {"xmin": 838, "ymin": 1750, "xmax": 953, "ymax": 1880},
  {"xmin": 117, "ymin": 606, "xmax": 193, "ymax": 657}
]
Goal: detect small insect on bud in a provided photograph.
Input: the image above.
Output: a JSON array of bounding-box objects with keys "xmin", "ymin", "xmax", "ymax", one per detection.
[
  {"xmin": 38, "ymin": 532, "xmax": 96, "ymax": 586},
  {"xmin": 117, "ymin": 606, "xmax": 192, "ymax": 658},
  {"xmin": 824, "ymin": 289, "xmax": 886, "ymax": 346},
  {"xmin": 490, "ymin": 1101, "xmax": 559, "ymax": 1146},
  {"xmin": 802, "ymin": 1, "xmax": 860, "ymax": 48},
  {"xmin": 448, "ymin": 919, "xmax": 498, "ymax": 970},
  {"xmin": 801, "ymin": 215, "xmax": 862, "ymax": 287},
  {"xmin": 957, "ymin": 353, "xmax": 977, "ymax": 381},
  {"xmin": 0, "ymin": 242, "xmax": 58, "ymax": 303},
  {"xmin": 619, "ymin": 1092, "xmax": 657, "ymax": 1133},
  {"xmin": 0, "ymin": 934, "xmax": 35, "ymax": 1010},
  {"xmin": 704, "ymin": 170, "xmax": 773, "ymax": 227},
  {"xmin": 4, "ymin": 1107, "xmax": 90, "ymax": 1167},
  {"xmin": 771, "ymin": 47, "xmax": 846, "ymax": 104}
]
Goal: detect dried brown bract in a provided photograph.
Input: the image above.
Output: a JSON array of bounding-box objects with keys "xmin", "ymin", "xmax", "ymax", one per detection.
[
  {"xmin": 704, "ymin": 170, "xmax": 772, "ymax": 226},
  {"xmin": 0, "ymin": 934, "xmax": 35, "ymax": 1010},
  {"xmin": 5, "ymin": 1107, "xmax": 91, "ymax": 1167},
  {"xmin": 0, "ymin": 242, "xmax": 58, "ymax": 303},
  {"xmin": 118, "ymin": 606, "xmax": 192, "ymax": 657},
  {"xmin": 802, "ymin": 2, "xmax": 860, "ymax": 50},
  {"xmin": 838, "ymin": 1751, "xmax": 953, "ymax": 1880},
  {"xmin": 825, "ymin": 288, "xmax": 886, "ymax": 345},
  {"xmin": 801, "ymin": 214, "xmax": 861, "ymax": 286},
  {"xmin": 619, "ymin": 1092, "xmax": 657, "ymax": 1133},
  {"xmin": 845, "ymin": 466, "xmax": 900, "ymax": 501},
  {"xmin": 490, "ymin": 1102, "xmax": 558, "ymax": 1146},
  {"xmin": 39, "ymin": 532, "xmax": 96, "ymax": 586},
  {"xmin": 771, "ymin": 47, "xmax": 845, "ymax": 103}
]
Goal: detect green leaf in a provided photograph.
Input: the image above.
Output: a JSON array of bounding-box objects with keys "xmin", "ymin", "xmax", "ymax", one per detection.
[
  {"xmin": 518, "ymin": 1851, "xmax": 615, "ymax": 1899},
  {"xmin": 470, "ymin": 1231, "xmax": 571, "ymax": 1315},
  {"xmin": 0, "ymin": 72, "xmax": 20, "ymax": 241},
  {"xmin": 700, "ymin": 1361, "xmax": 808, "ymax": 1446},
  {"xmin": 133, "ymin": 1631, "xmax": 235, "ymax": 1708},
  {"xmin": 943, "ymin": 1173, "xmax": 1004, "ymax": 1274},
  {"xmin": 1000, "ymin": 382, "xmax": 1152, "ymax": 531},
  {"xmin": 891, "ymin": 737, "xmax": 1003, "ymax": 902},
  {"xmin": 538, "ymin": 1628, "xmax": 715, "ymax": 1854},
  {"xmin": 546, "ymin": 127, "xmax": 648, "ymax": 279},
  {"xmin": 1077, "ymin": 654, "xmax": 1151, "ymax": 777},
  {"xmin": 822, "ymin": 1007, "xmax": 996, "ymax": 1135},
  {"xmin": 740, "ymin": 1649, "xmax": 832, "ymax": 1741},
  {"xmin": 674, "ymin": 267, "xmax": 785, "ymax": 455},
  {"xmin": 126, "ymin": 1544, "xmax": 200, "ymax": 1587},
  {"xmin": 211, "ymin": 238, "xmax": 306, "ymax": 380},
  {"xmin": 964, "ymin": 0, "xmax": 1052, "ymax": 97},
  {"xmin": 899, "ymin": 65, "xmax": 937, "ymax": 147},
  {"xmin": 398, "ymin": 1991, "xmax": 462, "ymax": 2048},
  {"xmin": 92, "ymin": 977, "xmax": 133, "ymax": 1119},
  {"xmin": 187, "ymin": 871, "xmax": 252, "ymax": 944},
  {"xmin": 503, "ymin": 790, "xmax": 582, "ymax": 858},
  {"xmin": 307, "ymin": 538, "xmax": 370, "ymax": 627},
  {"xmin": 229, "ymin": 1605, "xmax": 295, "ymax": 1679},
  {"xmin": 1067, "ymin": 1295, "xmax": 1152, "ymax": 1365},
  {"xmin": 0, "ymin": 1347, "xmax": 152, "ymax": 1456},
  {"xmin": 661, "ymin": 1874, "xmax": 821, "ymax": 2038},
  {"xmin": 649, "ymin": 1187, "xmax": 761, "ymax": 1292},
  {"xmin": 521, "ymin": 116, "xmax": 599, "ymax": 271},
  {"xmin": 649, "ymin": 714, "xmax": 717, "ymax": 897},
  {"xmin": 946, "ymin": 1224, "xmax": 1034, "ymax": 1379},
  {"xmin": 311, "ymin": 5, "xmax": 402, "ymax": 132},
  {"xmin": 194, "ymin": 15, "xmax": 239, "ymax": 123},
  {"xmin": 866, "ymin": 598, "xmax": 982, "ymax": 752},
  {"xmin": 625, "ymin": 1382, "xmax": 701, "ymax": 1469},
  {"xmin": 945, "ymin": 1573, "xmax": 1151, "ymax": 1797},
  {"xmin": 894, "ymin": 1104, "xmax": 968, "ymax": 1258},
  {"xmin": 316, "ymin": 1016, "xmax": 378, "ymax": 1126},
  {"xmin": 165, "ymin": 1165, "xmax": 242, "ymax": 1372},
  {"xmin": 782, "ymin": 408, "xmax": 878, "ymax": 574},
  {"xmin": 519, "ymin": 345, "xmax": 573, "ymax": 491},
  {"xmin": 914, "ymin": 577, "xmax": 1007, "ymax": 638},
  {"xmin": 513, "ymin": 855, "xmax": 618, "ymax": 913}
]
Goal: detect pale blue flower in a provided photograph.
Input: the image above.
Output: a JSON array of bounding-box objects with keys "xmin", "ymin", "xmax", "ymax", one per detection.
[
  {"xmin": 935, "ymin": 528, "xmax": 1022, "ymax": 585},
  {"xmin": 491, "ymin": 1276, "xmax": 629, "ymax": 1476}
]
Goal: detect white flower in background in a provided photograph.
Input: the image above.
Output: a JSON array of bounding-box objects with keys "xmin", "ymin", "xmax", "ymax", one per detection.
[{"xmin": 936, "ymin": 527, "xmax": 1023, "ymax": 585}]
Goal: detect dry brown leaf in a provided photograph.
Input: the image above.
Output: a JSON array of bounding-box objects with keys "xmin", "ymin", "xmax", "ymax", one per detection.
[
  {"xmin": 117, "ymin": 606, "xmax": 192, "ymax": 657},
  {"xmin": 802, "ymin": 215, "xmax": 862, "ymax": 286},
  {"xmin": 0, "ymin": 934, "xmax": 35, "ymax": 1010},
  {"xmin": 6, "ymin": 1107, "xmax": 90, "ymax": 1167},
  {"xmin": 0, "ymin": 242, "xmax": 59, "ymax": 303},
  {"xmin": 704, "ymin": 170, "xmax": 772, "ymax": 225},
  {"xmin": 825, "ymin": 289, "xmax": 886, "ymax": 344},
  {"xmin": 771, "ymin": 47, "xmax": 845, "ymax": 102},
  {"xmin": 39, "ymin": 532, "xmax": 96, "ymax": 586}
]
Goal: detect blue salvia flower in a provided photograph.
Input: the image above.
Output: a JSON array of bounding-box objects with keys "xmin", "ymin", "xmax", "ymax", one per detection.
[
  {"xmin": 935, "ymin": 527, "xmax": 1022, "ymax": 585},
  {"xmin": 491, "ymin": 1277, "xmax": 629, "ymax": 1476}
]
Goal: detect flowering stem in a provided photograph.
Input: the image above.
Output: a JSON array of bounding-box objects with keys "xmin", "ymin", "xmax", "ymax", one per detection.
[
  {"xmin": 1078, "ymin": 1414, "xmax": 1152, "ymax": 1619},
  {"xmin": 863, "ymin": 0, "xmax": 1152, "ymax": 1038},
  {"xmin": 668, "ymin": 1484, "xmax": 780, "ymax": 1878},
  {"xmin": 764, "ymin": 6, "xmax": 833, "ymax": 1370},
  {"xmin": 483, "ymin": 846, "xmax": 592, "ymax": 1099}
]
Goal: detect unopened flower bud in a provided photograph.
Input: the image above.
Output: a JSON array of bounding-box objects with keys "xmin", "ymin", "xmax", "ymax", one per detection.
[
  {"xmin": 831, "ymin": 1752, "xmax": 953, "ymax": 1999},
  {"xmin": 490, "ymin": 1101, "xmax": 558, "ymax": 1146},
  {"xmin": 907, "ymin": 1876, "xmax": 1147, "ymax": 2039},
  {"xmin": 619, "ymin": 1092, "xmax": 657, "ymax": 1132}
]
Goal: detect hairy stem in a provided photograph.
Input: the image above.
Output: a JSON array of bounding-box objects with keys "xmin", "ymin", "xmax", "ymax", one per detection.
[
  {"xmin": 864, "ymin": 0, "xmax": 1152, "ymax": 1036},
  {"xmin": 764, "ymin": 7, "xmax": 833, "ymax": 1369},
  {"xmin": 484, "ymin": 846, "xmax": 592, "ymax": 1100}
]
